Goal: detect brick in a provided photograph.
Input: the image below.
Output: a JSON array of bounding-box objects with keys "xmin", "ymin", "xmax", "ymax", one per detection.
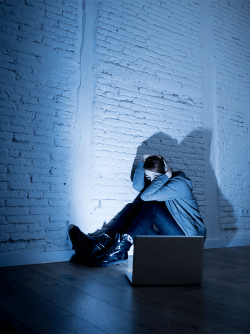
[
  {"xmin": 49, "ymin": 213, "xmax": 70, "ymax": 222},
  {"xmin": 48, "ymin": 199, "xmax": 69, "ymax": 207},
  {"xmin": 0, "ymin": 165, "xmax": 7, "ymax": 173},
  {"xmin": 1, "ymin": 224, "xmax": 28, "ymax": 233},
  {"xmin": 9, "ymin": 182, "xmax": 49, "ymax": 191},
  {"xmin": 32, "ymin": 175, "xmax": 68, "ymax": 184},
  {"xmin": 7, "ymin": 215, "xmax": 50, "ymax": 224},
  {"xmin": 0, "ymin": 182, "xmax": 8, "ymax": 190},
  {"xmin": 8, "ymin": 166, "xmax": 49, "ymax": 175},
  {"xmin": 43, "ymin": 192, "xmax": 68, "ymax": 199},
  {"xmin": 30, "ymin": 206, "xmax": 69, "ymax": 215},
  {"xmin": 0, "ymin": 234, "xmax": 11, "ymax": 242},
  {"xmin": 6, "ymin": 198, "xmax": 48, "ymax": 207},
  {"xmin": 0, "ymin": 207, "xmax": 29, "ymax": 216},
  {"xmin": 0, "ymin": 241, "xmax": 27, "ymax": 252},
  {"xmin": 10, "ymin": 231, "xmax": 47, "ymax": 241},
  {"xmin": 0, "ymin": 190, "xmax": 27, "ymax": 199}
]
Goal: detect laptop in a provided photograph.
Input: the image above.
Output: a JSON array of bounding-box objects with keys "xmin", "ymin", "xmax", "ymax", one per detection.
[{"xmin": 126, "ymin": 235, "xmax": 204, "ymax": 286}]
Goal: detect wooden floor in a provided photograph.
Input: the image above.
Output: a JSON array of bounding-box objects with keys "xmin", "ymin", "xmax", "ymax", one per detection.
[{"xmin": 0, "ymin": 246, "xmax": 250, "ymax": 334}]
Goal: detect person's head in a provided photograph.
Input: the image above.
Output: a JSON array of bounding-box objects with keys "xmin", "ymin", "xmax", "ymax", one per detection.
[{"xmin": 144, "ymin": 155, "xmax": 166, "ymax": 181}]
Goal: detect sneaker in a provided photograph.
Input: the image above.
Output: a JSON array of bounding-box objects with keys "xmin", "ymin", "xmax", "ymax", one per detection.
[
  {"xmin": 92, "ymin": 233, "xmax": 133, "ymax": 266},
  {"xmin": 68, "ymin": 225, "xmax": 86, "ymax": 251},
  {"xmin": 69, "ymin": 225, "xmax": 113, "ymax": 257},
  {"xmin": 80, "ymin": 232, "xmax": 113, "ymax": 257}
]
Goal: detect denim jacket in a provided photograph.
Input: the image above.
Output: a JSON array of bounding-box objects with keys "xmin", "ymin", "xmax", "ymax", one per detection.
[{"xmin": 133, "ymin": 161, "xmax": 206, "ymax": 238}]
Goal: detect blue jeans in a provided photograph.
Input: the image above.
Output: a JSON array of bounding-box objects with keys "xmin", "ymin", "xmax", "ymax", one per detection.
[{"xmin": 106, "ymin": 199, "xmax": 185, "ymax": 239}]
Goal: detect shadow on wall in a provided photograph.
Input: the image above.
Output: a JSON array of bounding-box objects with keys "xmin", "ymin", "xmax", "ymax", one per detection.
[{"xmin": 92, "ymin": 130, "xmax": 237, "ymax": 243}]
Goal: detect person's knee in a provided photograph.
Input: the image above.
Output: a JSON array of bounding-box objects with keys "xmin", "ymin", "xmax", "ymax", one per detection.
[{"xmin": 143, "ymin": 201, "xmax": 163, "ymax": 214}]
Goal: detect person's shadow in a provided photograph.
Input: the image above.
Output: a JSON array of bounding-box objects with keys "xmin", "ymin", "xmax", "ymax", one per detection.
[
  {"xmin": 70, "ymin": 129, "xmax": 237, "ymax": 263},
  {"xmin": 129, "ymin": 129, "xmax": 236, "ymax": 244}
]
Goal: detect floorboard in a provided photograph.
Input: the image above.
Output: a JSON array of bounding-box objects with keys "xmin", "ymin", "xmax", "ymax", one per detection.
[{"xmin": 0, "ymin": 246, "xmax": 250, "ymax": 334}]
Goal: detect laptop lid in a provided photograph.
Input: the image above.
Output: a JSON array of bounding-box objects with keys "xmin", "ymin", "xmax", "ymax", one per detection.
[{"xmin": 126, "ymin": 236, "xmax": 204, "ymax": 286}]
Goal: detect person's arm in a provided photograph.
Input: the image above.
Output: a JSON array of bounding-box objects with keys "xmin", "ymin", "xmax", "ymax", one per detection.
[
  {"xmin": 141, "ymin": 175, "xmax": 187, "ymax": 201},
  {"xmin": 132, "ymin": 161, "xmax": 145, "ymax": 192}
]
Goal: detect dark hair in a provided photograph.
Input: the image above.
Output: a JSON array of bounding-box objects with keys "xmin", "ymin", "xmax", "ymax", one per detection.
[{"xmin": 144, "ymin": 155, "xmax": 165, "ymax": 174}]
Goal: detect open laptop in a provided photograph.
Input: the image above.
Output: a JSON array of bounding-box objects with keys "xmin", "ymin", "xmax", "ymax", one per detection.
[{"xmin": 126, "ymin": 235, "xmax": 204, "ymax": 286}]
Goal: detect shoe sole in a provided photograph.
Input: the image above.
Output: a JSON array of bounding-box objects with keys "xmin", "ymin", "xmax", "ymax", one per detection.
[
  {"xmin": 91, "ymin": 258, "xmax": 128, "ymax": 267},
  {"xmin": 91, "ymin": 251, "xmax": 128, "ymax": 267}
]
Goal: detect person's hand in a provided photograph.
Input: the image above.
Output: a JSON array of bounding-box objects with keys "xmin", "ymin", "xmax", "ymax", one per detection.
[
  {"xmin": 163, "ymin": 158, "xmax": 172, "ymax": 179},
  {"xmin": 165, "ymin": 168, "xmax": 172, "ymax": 179},
  {"xmin": 141, "ymin": 154, "xmax": 150, "ymax": 162}
]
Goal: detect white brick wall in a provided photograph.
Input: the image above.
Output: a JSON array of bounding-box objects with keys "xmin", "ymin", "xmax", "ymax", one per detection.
[
  {"xmin": 0, "ymin": 0, "xmax": 81, "ymax": 253},
  {"xmin": 0, "ymin": 0, "xmax": 249, "ymax": 256},
  {"xmin": 212, "ymin": 0, "xmax": 250, "ymax": 238}
]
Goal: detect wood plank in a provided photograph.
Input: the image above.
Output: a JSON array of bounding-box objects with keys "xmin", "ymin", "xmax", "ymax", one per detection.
[
  {"xmin": 203, "ymin": 247, "xmax": 250, "ymax": 268},
  {"xmin": 58, "ymin": 259, "xmax": 133, "ymax": 290},
  {"xmin": 203, "ymin": 260, "xmax": 250, "ymax": 288},
  {"xmin": 23, "ymin": 315, "xmax": 108, "ymax": 334},
  {"xmin": 201, "ymin": 277, "xmax": 250, "ymax": 298},
  {"xmin": 1, "ymin": 265, "xmax": 79, "ymax": 296},
  {"xmin": 36, "ymin": 288, "xmax": 177, "ymax": 333},
  {"xmin": 0, "ymin": 275, "xmax": 71, "ymax": 324},
  {"xmin": 0, "ymin": 305, "xmax": 35, "ymax": 334},
  {"xmin": 31, "ymin": 260, "xmax": 132, "ymax": 291}
]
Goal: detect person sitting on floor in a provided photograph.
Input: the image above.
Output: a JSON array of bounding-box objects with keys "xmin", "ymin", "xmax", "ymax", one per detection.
[{"xmin": 69, "ymin": 154, "xmax": 206, "ymax": 266}]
